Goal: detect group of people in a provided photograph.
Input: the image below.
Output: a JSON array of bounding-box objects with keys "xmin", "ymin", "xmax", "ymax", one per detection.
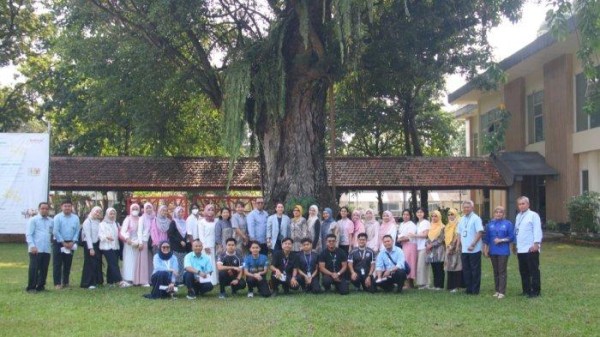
[{"xmin": 25, "ymin": 196, "xmax": 543, "ymax": 300}]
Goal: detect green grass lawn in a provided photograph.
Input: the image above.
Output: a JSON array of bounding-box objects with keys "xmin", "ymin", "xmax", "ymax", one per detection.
[{"xmin": 0, "ymin": 242, "xmax": 598, "ymax": 337}]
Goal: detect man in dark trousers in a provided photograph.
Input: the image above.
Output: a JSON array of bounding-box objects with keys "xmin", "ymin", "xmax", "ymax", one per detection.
[
  {"xmin": 217, "ymin": 238, "xmax": 246, "ymax": 298},
  {"xmin": 348, "ymin": 233, "xmax": 376, "ymax": 292},
  {"xmin": 294, "ymin": 238, "xmax": 321, "ymax": 294},
  {"xmin": 319, "ymin": 234, "xmax": 349, "ymax": 295}
]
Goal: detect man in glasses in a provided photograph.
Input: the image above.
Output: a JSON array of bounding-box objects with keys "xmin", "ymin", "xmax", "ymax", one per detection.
[
  {"xmin": 247, "ymin": 198, "xmax": 269, "ymax": 255},
  {"xmin": 318, "ymin": 234, "xmax": 349, "ymax": 295},
  {"xmin": 455, "ymin": 200, "xmax": 484, "ymax": 295}
]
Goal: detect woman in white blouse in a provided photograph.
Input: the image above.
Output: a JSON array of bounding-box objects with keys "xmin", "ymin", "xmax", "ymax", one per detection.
[
  {"xmin": 99, "ymin": 208, "xmax": 130, "ymax": 288},
  {"xmin": 411, "ymin": 207, "xmax": 431, "ymax": 289},
  {"xmin": 198, "ymin": 204, "xmax": 218, "ymax": 285}
]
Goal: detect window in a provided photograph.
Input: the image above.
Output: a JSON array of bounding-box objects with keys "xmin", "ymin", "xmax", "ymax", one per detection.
[
  {"xmin": 479, "ymin": 108, "xmax": 506, "ymax": 152},
  {"xmin": 575, "ymin": 72, "xmax": 600, "ymax": 132},
  {"xmin": 471, "ymin": 132, "xmax": 479, "ymax": 156},
  {"xmin": 527, "ymin": 91, "xmax": 544, "ymax": 144},
  {"xmin": 582, "ymin": 170, "xmax": 589, "ymax": 194}
]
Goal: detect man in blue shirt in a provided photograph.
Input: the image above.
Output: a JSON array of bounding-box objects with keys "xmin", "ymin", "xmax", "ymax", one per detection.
[
  {"xmin": 456, "ymin": 200, "xmax": 484, "ymax": 295},
  {"xmin": 375, "ymin": 235, "xmax": 407, "ymax": 293},
  {"xmin": 25, "ymin": 202, "xmax": 53, "ymax": 293},
  {"xmin": 243, "ymin": 241, "xmax": 271, "ymax": 297},
  {"xmin": 246, "ymin": 197, "xmax": 269, "ymax": 255},
  {"xmin": 52, "ymin": 200, "xmax": 80, "ymax": 289},
  {"xmin": 183, "ymin": 240, "xmax": 214, "ymax": 299},
  {"xmin": 513, "ymin": 196, "xmax": 543, "ymax": 298}
]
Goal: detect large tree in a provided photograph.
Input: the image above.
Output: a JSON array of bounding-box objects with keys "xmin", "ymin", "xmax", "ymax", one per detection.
[{"xmin": 49, "ymin": 0, "xmax": 524, "ymax": 207}]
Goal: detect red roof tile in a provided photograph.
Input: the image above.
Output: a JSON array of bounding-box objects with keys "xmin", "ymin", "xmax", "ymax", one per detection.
[{"xmin": 50, "ymin": 156, "xmax": 507, "ymax": 191}]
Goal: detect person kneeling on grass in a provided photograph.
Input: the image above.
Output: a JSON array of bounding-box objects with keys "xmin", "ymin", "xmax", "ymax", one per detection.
[
  {"xmin": 293, "ymin": 238, "xmax": 321, "ymax": 294},
  {"xmin": 183, "ymin": 240, "xmax": 214, "ymax": 299},
  {"xmin": 243, "ymin": 241, "xmax": 271, "ymax": 298},
  {"xmin": 318, "ymin": 234, "xmax": 349, "ymax": 295},
  {"xmin": 375, "ymin": 235, "xmax": 407, "ymax": 293},
  {"xmin": 270, "ymin": 237, "xmax": 300, "ymax": 296},
  {"xmin": 145, "ymin": 241, "xmax": 179, "ymax": 299},
  {"xmin": 348, "ymin": 232, "xmax": 376, "ymax": 293},
  {"xmin": 217, "ymin": 238, "xmax": 246, "ymax": 299}
]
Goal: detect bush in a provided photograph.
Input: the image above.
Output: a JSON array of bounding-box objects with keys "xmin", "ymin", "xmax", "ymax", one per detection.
[{"xmin": 567, "ymin": 192, "xmax": 600, "ymax": 233}]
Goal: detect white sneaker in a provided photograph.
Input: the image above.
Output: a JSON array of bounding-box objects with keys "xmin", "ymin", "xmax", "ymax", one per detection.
[
  {"xmin": 88, "ymin": 286, "xmax": 96, "ymax": 290},
  {"xmin": 119, "ymin": 281, "xmax": 131, "ymax": 288},
  {"xmin": 450, "ymin": 289, "xmax": 458, "ymax": 293},
  {"xmin": 142, "ymin": 284, "xmax": 151, "ymax": 288},
  {"xmin": 497, "ymin": 294, "xmax": 505, "ymax": 299},
  {"xmin": 247, "ymin": 292, "xmax": 254, "ymax": 298},
  {"xmin": 493, "ymin": 292, "xmax": 499, "ymax": 297}
]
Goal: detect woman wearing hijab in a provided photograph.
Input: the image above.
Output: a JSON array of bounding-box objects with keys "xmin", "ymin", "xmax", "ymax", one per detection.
[
  {"xmin": 378, "ymin": 210, "xmax": 398, "ymax": 252},
  {"xmin": 319, "ymin": 208, "xmax": 338, "ymax": 253},
  {"xmin": 99, "ymin": 208, "xmax": 131, "ymax": 288},
  {"xmin": 363, "ymin": 209, "xmax": 379, "ymax": 253},
  {"xmin": 81, "ymin": 206, "xmax": 104, "ymax": 289},
  {"xmin": 306, "ymin": 205, "xmax": 321, "ymax": 250},
  {"xmin": 444, "ymin": 208, "xmax": 463, "ymax": 292},
  {"xmin": 168, "ymin": 206, "xmax": 189, "ymax": 284},
  {"xmin": 337, "ymin": 206, "xmax": 354, "ymax": 253},
  {"xmin": 290, "ymin": 205, "xmax": 308, "ymax": 252},
  {"xmin": 135, "ymin": 202, "xmax": 153, "ymax": 287},
  {"xmin": 397, "ymin": 209, "xmax": 417, "ymax": 288},
  {"xmin": 151, "ymin": 205, "xmax": 170, "ymax": 255},
  {"xmin": 411, "ymin": 207, "xmax": 431, "ymax": 289},
  {"xmin": 483, "ymin": 206, "xmax": 514, "ymax": 299},
  {"xmin": 198, "ymin": 204, "xmax": 218, "ymax": 285},
  {"xmin": 351, "ymin": 210, "xmax": 366, "ymax": 248},
  {"xmin": 144, "ymin": 240, "xmax": 179, "ymax": 299},
  {"xmin": 426, "ymin": 210, "xmax": 446, "ymax": 290},
  {"xmin": 215, "ymin": 207, "xmax": 235, "ymax": 254},
  {"xmin": 120, "ymin": 204, "xmax": 141, "ymax": 284}
]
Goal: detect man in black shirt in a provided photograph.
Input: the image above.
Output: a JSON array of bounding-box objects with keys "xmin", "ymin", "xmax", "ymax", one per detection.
[
  {"xmin": 348, "ymin": 233, "xmax": 376, "ymax": 293},
  {"xmin": 217, "ymin": 238, "xmax": 246, "ymax": 298},
  {"xmin": 270, "ymin": 237, "xmax": 299, "ymax": 295},
  {"xmin": 318, "ymin": 234, "xmax": 349, "ymax": 295},
  {"xmin": 293, "ymin": 238, "xmax": 321, "ymax": 294}
]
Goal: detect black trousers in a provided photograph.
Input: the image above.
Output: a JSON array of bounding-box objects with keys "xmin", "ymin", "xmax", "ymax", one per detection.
[
  {"xmin": 295, "ymin": 275, "xmax": 322, "ymax": 294},
  {"xmin": 376, "ymin": 269, "xmax": 407, "ymax": 292},
  {"xmin": 247, "ymin": 277, "xmax": 271, "ymax": 297},
  {"xmin": 271, "ymin": 275, "xmax": 300, "ymax": 293},
  {"xmin": 518, "ymin": 252, "xmax": 541, "ymax": 296},
  {"xmin": 183, "ymin": 272, "xmax": 214, "ymax": 295},
  {"xmin": 218, "ymin": 271, "xmax": 247, "ymax": 294},
  {"xmin": 101, "ymin": 249, "xmax": 123, "ymax": 284},
  {"xmin": 430, "ymin": 262, "xmax": 445, "ymax": 289},
  {"xmin": 52, "ymin": 242, "xmax": 74, "ymax": 286},
  {"xmin": 321, "ymin": 275, "xmax": 349, "ymax": 295},
  {"xmin": 446, "ymin": 271, "xmax": 462, "ymax": 290},
  {"xmin": 27, "ymin": 252, "xmax": 50, "ymax": 291},
  {"xmin": 350, "ymin": 273, "xmax": 375, "ymax": 293},
  {"xmin": 80, "ymin": 242, "xmax": 103, "ymax": 288},
  {"xmin": 461, "ymin": 252, "xmax": 481, "ymax": 294},
  {"xmin": 148, "ymin": 271, "xmax": 173, "ymax": 299}
]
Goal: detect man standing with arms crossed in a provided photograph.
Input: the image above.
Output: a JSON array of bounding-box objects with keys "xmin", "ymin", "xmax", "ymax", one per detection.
[
  {"xmin": 52, "ymin": 200, "xmax": 80, "ymax": 289},
  {"xmin": 513, "ymin": 196, "xmax": 543, "ymax": 298}
]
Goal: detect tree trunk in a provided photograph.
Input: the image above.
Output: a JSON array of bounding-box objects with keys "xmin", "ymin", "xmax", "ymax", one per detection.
[
  {"xmin": 376, "ymin": 189, "xmax": 384, "ymax": 217},
  {"xmin": 254, "ymin": 3, "xmax": 334, "ymax": 210}
]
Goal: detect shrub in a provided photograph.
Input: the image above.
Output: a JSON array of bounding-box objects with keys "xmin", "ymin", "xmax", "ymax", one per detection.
[{"xmin": 567, "ymin": 192, "xmax": 600, "ymax": 233}]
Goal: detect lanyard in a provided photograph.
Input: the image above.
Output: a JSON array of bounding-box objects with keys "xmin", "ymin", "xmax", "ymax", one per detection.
[
  {"xmin": 304, "ymin": 253, "xmax": 312, "ymax": 273},
  {"xmin": 330, "ymin": 252, "xmax": 337, "ymax": 272},
  {"xmin": 282, "ymin": 255, "xmax": 290, "ymax": 270}
]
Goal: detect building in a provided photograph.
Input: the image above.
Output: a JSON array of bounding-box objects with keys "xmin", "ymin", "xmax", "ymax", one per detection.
[{"xmin": 449, "ymin": 19, "xmax": 599, "ymax": 224}]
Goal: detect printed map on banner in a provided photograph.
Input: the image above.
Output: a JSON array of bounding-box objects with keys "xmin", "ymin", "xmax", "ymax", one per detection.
[{"xmin": 0, "ymin": 133, "xmax": 49, "ymax": 234}]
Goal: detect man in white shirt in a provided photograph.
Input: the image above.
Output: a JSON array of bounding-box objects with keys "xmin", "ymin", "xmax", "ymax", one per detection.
[{"xmin": 513, "ymin": 196, "xmax": 543, "ymax": 298}]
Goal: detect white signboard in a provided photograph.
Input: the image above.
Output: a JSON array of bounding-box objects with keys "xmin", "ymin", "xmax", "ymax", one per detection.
[{"xmin": 0, "ymin": 133, "xmax": 50, "ymax": 234}]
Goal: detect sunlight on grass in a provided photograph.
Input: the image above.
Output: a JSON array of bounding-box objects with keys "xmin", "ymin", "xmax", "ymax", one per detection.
[{"xmin": 0, "ymin": 262, "xmax": 27, "ymax": 269}]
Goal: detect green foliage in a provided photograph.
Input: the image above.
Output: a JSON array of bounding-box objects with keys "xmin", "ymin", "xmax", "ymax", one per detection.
[
  {"xmin": 284, "ymin": 196, "xmax": 318, "ymax": 217},
  {"xmin": 567, "ymin": 192, "xmax": 600, "ymax": 234},
  {"xmin": 482, "ymin": 106, "xmax": 511, "ymax": 154}
]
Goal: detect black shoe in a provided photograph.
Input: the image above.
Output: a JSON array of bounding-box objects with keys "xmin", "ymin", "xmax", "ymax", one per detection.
[
  {"xmin": 528, "ymin": 293, "xmax": 540, "ymax": 298},
  {"xmin": 26, "ymin": 288, "xmax": 37, "ymax": 294},
  {"xmin": 36, "ymin": 286, "xmax": 46, "ymax": 292},
  {"xmin": 271, "ymin": 290, "xmax": 279, "ymax": 297}
]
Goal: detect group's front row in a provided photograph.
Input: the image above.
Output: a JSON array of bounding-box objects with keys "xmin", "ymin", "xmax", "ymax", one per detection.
[{"xmin": 147, "ymin": 233, "xmax": 407, "ymax": 299}]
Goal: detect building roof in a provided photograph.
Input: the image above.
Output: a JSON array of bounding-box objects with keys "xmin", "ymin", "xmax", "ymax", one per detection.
[
  {"xmin": 50, "ymin": 156, "xmax": 508, "ymax": 191},
  {"xmin": 448, "ymin": 17, "xmax": 577, "ymax": 104},
  {"xmin": 491, "ymin": 151, "xmax": 559, "ymax": 185}
]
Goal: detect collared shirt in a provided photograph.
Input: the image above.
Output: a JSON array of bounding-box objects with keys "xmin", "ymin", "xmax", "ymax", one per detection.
[
  {"xmin": 52, "ymin": 212, "xmax": 80, "ymax": 243},
  {"xmin": 184, "ymin": 252, "xmax": 213, "ymax": 273},
  {"xmin": 26, "ymin": 215, "xmax": 53, "ymax": 253},
  {"xmin": 457, "ymin": 212, "xmax": 484, "ymax": 253},
  {"xmin": 295, "ymin": 251, "xmax": 319, "ymax": 275},
  {"xmin": 231, "ymin": 213, "xmax": 247, "ymax": 243},
  {"xmin": 515, "ymin": 209, "xmax": 543, "ymax": 253},
  {"xmin": 247, "ymin": 209, "xmax": 268, "ymax": 243},
  {"xmin": 348, "ymin": 247, "xmax": 375, "ymax": 271},
  {"xmin": 376, "ymin": 246, "xmax": 405, "ymax": 272},
  {"xmin": 483, "ymin": 219, "xmax": 515, "ymax": 256}
]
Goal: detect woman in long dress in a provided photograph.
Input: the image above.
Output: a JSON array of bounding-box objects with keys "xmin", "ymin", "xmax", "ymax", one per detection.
[
  {"xmin": 444, "ymin": 208, "xmax": 463, "ymax": 292},
  {"xmin": 290, "ymin": 205, "xmax": 307, "ymax": 252},
  {"xmin": 167, "ymin": 206, "xmax": 189, "ymax": 284},
  {"xmin": 135, "ymin": 202, "xmax": 153, "ymax": 287},
  {"xmin": 99, "ymin": 208, "xmax": 130, "ymax": 288},
  {"xmin": 426, "ymin": 210, "xmax": 446, "ymax": 290},
  {"xmin": 378, "ymin": 210, "xmax": 398, "ymax": 252},
  {"xmin": 151, "ymin": 205, "xmax": 170, "ymax": 255},
  {"xmin": 397, "ymin": 209, "xmax": 417, "ymax": 288},
  {"xmin": 120, "ymin": 203, "xmax": 141, "ymax": 284},
  {"xmin": 351, "ymin": 210, "xmax": 365, "ymax": 249},
  {"xmin": 411, "ymin": 207, "xmax": 431, "ymax": 289},
  {"xmin": 306, "ymin": 205, "xmax": 321, "ymax": 250},
  {"xmin": 363, "ymin": 209, "xmax": 379, "ymax": 253},
  {"xmin": 198, "ymin": 204, "xmax": 218, "ymax": 285},
  {"xmin": 80, "ymin": 206, "xmax": 104, "ymax": 289}
]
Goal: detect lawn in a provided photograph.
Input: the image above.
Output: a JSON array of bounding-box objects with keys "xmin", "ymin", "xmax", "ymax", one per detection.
[{"xmin": 0, "ymin": 242, "xmax": 598, "ymax": 337}]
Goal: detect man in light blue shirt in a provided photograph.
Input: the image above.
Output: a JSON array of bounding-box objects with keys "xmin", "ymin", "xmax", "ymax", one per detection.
[
  {"xmin": 52, "ymin": 200, "xmax": 80, "ymax": 289},
  {"xmin": 246, "ymin": 197, "xmax": 269, "ymax": 255},
  {"xmin": 183, "ymin": 240, "xmax": 214, "ymax": 299},
  {"xmin": 25, "ymin": 202, "xmax": 53, "ymax": 292},
  {"xmin": 374, "ymin": 235, "xmax": 407, "ymax": 293},
  {"xmin": 513, "ymin": 196, "xmax": 543, "ymax": 298},
  {"xmin": 456, "ymin": 200, "xmax": 484, "ymax": 295}
]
